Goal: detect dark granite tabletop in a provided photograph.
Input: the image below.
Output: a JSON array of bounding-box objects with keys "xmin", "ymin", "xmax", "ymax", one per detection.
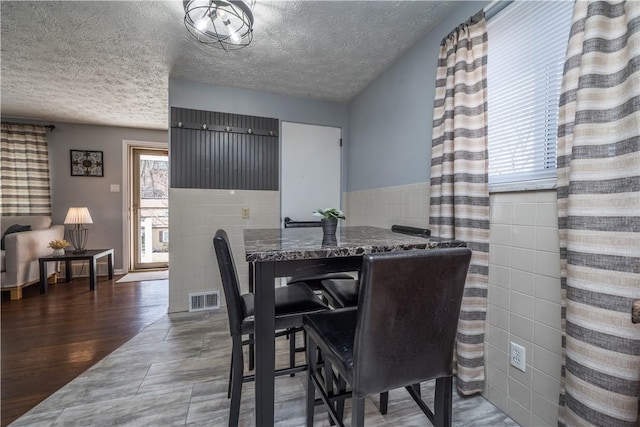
[{"xmin": 244, "ymin": 225, "xmax": 465, "ymax": 262}]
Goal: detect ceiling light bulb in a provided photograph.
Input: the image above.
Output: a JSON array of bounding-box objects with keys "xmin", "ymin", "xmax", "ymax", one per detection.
[
  {"xmin": 195, "ymin": 16, "xmax": 209, "ymax": 32},
  {"xmin": 217, "ymin": 8, "xmax": 228, "ymax": 20},
  {"xmin": 229, "ymin": 31, "xmax": 241, "ymax": 44}
]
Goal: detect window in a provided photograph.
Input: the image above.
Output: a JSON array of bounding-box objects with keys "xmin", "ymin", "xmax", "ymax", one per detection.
[
  {"xmin": 487, "ymin": 1, "xmax": 573, "ymax": 190},
  {"xmin": 159, "ymin": 230, "xmax": 169, "ymax": 243}
]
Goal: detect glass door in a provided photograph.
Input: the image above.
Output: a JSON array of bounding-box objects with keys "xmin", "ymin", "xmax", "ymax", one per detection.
[{"xmin": 132, "ymin": 148, "xmax": 169, "ymax": 270}]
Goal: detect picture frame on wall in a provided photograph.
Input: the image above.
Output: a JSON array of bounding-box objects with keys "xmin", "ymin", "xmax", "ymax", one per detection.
[{"xmin": 70, "ymin": 150, "xmax": 104, "ymax": 177}]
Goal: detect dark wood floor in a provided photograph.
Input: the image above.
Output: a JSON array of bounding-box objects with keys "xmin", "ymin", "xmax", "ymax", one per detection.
[{"xmin": 1, "ymin": 276, "xmax": 168, "ymax": 426}]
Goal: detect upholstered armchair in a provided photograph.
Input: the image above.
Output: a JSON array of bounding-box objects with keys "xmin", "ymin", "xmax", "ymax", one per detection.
[{"xmin": 1, "ymin": 216, "xmax": 64, "ymax": 299}]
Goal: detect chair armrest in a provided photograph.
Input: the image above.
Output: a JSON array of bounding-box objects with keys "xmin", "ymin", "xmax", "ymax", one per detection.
[{"xmin": 3, "ymin": 225, "xmax": 65, "ymax": 274}]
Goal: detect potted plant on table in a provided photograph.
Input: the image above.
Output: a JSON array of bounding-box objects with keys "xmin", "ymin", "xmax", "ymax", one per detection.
[
  {"xmin": 48, "ymin": 239, "xmax": 70, "ymax": 256},
  {"xmin": 313, "ymin": 208, "xmax": 346, "ymax": 236}
]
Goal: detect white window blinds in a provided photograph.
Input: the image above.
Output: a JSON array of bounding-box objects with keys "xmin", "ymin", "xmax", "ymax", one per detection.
[{"xmin": 487, "ymin": 1, "xmax": 573, "ymax": 188}]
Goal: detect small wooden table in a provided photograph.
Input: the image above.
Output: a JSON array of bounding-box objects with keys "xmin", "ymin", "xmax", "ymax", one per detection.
[{"xmin": 39, "ymin": 248, "xmax": 114, "ymax": 293}]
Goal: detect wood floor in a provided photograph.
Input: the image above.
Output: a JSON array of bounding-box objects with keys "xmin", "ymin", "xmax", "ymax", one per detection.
[{"xmin": 0, "ymin": 276, "xmax": 168, "ymax": 427}]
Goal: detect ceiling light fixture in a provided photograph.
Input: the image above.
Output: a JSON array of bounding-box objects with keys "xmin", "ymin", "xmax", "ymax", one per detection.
[{"xmin": 184, "ymin": 0, "xmax": 254, "ymax": 51}]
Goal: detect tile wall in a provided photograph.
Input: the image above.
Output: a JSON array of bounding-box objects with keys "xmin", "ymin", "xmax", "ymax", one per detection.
[
  {"xmin": 345, "ymin": 185, "xmax": 564, "ymax": 426},
  {"xmin": 344, "ymin": 182, "xmax": 430, "ymax": 229},
  {"xmin": 168, "ymin": 188, "xmax": 280, "ymax": 313},
  {"xmin": 485, "ymin": 190, "xmax": 562, "ymax": 427}
]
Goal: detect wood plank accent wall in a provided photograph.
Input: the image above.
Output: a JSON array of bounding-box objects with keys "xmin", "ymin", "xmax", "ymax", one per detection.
[{"xmin": 170, "ymin": 108, "xmax": 279, "ymax": 190}]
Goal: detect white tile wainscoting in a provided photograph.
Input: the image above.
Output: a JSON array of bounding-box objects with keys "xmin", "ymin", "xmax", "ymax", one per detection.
[
  {"xmin": 486, "ymin": 190, "xmax": 563, "ymax": 427},
  {"xmin": 168, "ymin": 188, "xmax": 280, "ymax": 313},
  {"xmin": 344, "ymin": 182, "xmax": 430, "ymax": 230},
  {"xmin": 345, "ymin": 184, "xmax": 564, "ymax": 426}
]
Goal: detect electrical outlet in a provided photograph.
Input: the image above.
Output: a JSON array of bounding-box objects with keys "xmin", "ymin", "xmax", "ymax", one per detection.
[
  {"xmin": 242, "ymin": 207, "xmax": 250, "ymax": 219},
  {"xmin": 510, "ymin": 342, "xmax": 526, "ymax": 372}
]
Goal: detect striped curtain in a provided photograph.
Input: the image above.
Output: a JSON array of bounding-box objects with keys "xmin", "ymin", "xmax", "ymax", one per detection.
[
  {"xmin": 0, "ymin": 123, "xmax": 52, "ymax": 216},
  {"xmin": 429, "ymin": 11, "xmax": 489, "ymax": 396},
  {"xmin": 556, "ymin": 1, "xmax": 639, "ymax": 426}
]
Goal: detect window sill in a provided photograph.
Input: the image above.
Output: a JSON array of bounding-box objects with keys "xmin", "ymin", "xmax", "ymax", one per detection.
[{"xmin": 488, "ymin": 178, "xmax": 557, "ymax": 194}]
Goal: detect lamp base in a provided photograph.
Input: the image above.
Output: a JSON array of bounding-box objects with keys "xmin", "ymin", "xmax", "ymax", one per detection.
[{"xmin": 68, "ymin": 226, "xmax": 89, "ymax": 254}]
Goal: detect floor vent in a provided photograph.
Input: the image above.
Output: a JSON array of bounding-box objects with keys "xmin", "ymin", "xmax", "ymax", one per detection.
[{"xmin": 189, "ymin": 291, "xmax": 220, "ymax": 312}]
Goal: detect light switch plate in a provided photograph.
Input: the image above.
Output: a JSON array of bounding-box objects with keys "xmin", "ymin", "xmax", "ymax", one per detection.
[
  {"xmin": 110, "ymin": 184, "xmax": 120, "ymax": 192},
  {"xmin": 242, "ymin": 207, "xmax": 250, "ymax": 219}
]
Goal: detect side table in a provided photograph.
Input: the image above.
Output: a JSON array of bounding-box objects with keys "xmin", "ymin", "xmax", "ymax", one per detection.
[{"xmin": 39, "ymin": 249, "xmax": 114, "ymax": 294}]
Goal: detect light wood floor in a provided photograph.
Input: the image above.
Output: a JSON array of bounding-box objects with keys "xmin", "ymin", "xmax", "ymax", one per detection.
[
  {"xmin": 3, "ymin": 278, "xmax": 516, "ymax": 426},
  {"xmin": 1, "ymin": 276, "xmax": 168, "ymax": 426}
]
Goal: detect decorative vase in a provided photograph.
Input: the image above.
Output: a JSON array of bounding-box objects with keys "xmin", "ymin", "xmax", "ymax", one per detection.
[
  {"xmin": 321, "ymin": 235, "xmax": 338, "ymax": 247},
  {"xmin": 52, "ymin": 248, "xmax": 65, "ymax": 257},
  {"xmin": 321, "ymin": 218, "xmax": 338, "ymax": 236}
]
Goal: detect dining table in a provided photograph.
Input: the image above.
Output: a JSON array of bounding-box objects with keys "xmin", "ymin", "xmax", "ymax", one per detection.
[{"xmin": 243, "ymin": 225, "xmax": 465, "ymax": 426}]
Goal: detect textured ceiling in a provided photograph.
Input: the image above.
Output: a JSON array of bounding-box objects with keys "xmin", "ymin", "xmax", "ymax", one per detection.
[{"xmin": 1, "ymin": 1, "xmax": 456, "ymax": 130}]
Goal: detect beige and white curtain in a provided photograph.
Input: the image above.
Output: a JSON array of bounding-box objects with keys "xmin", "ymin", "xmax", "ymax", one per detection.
[
  {"xmin": 429, "ymin": 11, "xmax": 489, "ymax": 395},
  {"xmin": 0, "ymin": 123, "xmax": 52, "ymax": 216},
  {"xmin": 556, "ymin": 1, "xmax": 639, "ymax": 426}
]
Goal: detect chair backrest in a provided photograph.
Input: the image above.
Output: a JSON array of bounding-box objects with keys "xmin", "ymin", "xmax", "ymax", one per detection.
[
  {"xmin": 284, "ymin": 217, "xmax": 322, "ymax": 228},
  {"xmin": 352, "ymin": 248, "xmax": 472, "ymax": 397},
  {"xmin": 391, "ymin": 225, "xmax": 431, "ymax": 237},
  {"xmin": 213, "ymin": 229, "xmax": 244, "ymax": 336}
]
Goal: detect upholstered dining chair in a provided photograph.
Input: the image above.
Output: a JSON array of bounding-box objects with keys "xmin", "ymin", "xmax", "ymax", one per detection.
[
  {"xmin": 213, "ymin": 229, "xmax": 329, "ymax": 427},
  {"xmin": 320, "ymin": 225, "xmax": 432, "ymax": 309},
  {"xmin": 304, "ymin": 248, "xmax": 472, "ymax": 427}
]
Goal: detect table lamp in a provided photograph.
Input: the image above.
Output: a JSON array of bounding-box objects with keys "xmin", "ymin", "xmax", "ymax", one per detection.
[{"xmin": 64, "ymin": 207, "xmax": 93, "ymax": 253}]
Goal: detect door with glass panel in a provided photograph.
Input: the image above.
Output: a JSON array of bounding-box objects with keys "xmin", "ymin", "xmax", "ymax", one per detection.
[{"xmin": 132, "ymin": 148, "xmax": 169, "ymax": 270}]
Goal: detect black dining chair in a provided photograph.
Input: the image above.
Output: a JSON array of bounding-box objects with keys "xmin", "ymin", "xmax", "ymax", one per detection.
[
  {"xmin": 213, "ymin": 229, "xmax": 330, "ymax": 427},
  {"xmin": 320, "ymin": 225, "xmax": 432, "ymax": 309},
  {"xmin": 304, "ymin": 248, "xmax": 472, "ymax": 427}
]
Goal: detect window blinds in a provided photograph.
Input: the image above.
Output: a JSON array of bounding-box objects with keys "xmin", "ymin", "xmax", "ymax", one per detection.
[{"xmin": 487, "ymin": 1, "xmax": 573, "ymax": 186}]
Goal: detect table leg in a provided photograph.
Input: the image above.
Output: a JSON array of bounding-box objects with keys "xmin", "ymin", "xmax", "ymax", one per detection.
[
  {"xmin": 90, "ymin": 256, "xmax": 97, "ymax": 291},
  {"xmin": 254, "ymin": 261, "xmax": 276, "ymax": 427},
  {"xmin": 107, "ymin": 252, "xmax": 114, "ymax": 280},
  {"xmin": 39, "ymin": 260, "xmax": 48, "ymax": 294},
  {"xmin": 65, "ymin": 260, "xmax": 72, "ymax": 282}
]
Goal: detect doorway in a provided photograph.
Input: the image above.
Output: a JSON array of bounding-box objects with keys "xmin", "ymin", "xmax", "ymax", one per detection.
[
  {"xmin": 281, "ymin": 122, "xmax": 342, "ymax": 224},
  {"xmin": 131, "ymin": 147, "xmax": 169, "ymax": 270}
]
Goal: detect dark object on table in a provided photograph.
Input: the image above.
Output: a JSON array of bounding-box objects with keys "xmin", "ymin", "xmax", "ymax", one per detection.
[
  {"xmin": 284, "ymin": 217, "xmax": 322, "ymax": 228},
  {"xmin": 391, "ymin": 225, "xmax": 431, "ymax": 237},
  {"xmin": 304, "ymin": 248, "xmax": 472, "ymax": 427}
]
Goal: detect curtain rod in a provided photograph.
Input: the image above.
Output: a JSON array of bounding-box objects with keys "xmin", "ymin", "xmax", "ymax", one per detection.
[
  {"xmin": 484, "ymin": 0, "xmax": 513, "ymax": 21},
  {"xmin": 1, "ymin": 121, "xmax": 55, "ymax": 131}
]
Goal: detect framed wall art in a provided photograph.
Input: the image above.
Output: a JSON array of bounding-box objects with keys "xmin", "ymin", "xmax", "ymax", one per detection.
[{"xmin": 70, "ymin": 150, "xmax": 104, "ymax": 177}]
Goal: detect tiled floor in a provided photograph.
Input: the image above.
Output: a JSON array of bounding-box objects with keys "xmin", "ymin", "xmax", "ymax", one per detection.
[{"xmin": 12, "ymin": 310, "xmax": 518, "ymax": 426}]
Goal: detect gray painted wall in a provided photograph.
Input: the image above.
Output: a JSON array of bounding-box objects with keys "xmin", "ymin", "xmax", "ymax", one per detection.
[
  {"xmin": 346, "ymin": 1, "xmax": 488, "ymax": 192},
  {"xmin": 2, "ymin": 117, "xmax": 167, "ymax": 269},
  {"xmin": 169, "ymin": 79, "xmax": 349, "ymax": 190},
  {"xmin": 169, "ymin": 79, "xmax": 348, "ymax": 129}
]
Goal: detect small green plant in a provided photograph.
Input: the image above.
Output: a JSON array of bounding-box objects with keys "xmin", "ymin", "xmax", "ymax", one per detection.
[{"xmin": 313, "ymin": 208, "xmax": 346, "ymax": 220}]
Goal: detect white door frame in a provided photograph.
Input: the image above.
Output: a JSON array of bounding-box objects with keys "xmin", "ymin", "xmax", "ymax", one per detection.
[{"xmin": 121, "ymin": 140, "xmax": 168, "ymax": 274}]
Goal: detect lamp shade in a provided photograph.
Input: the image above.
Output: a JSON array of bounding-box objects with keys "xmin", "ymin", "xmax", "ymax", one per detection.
[{"xmin": 64, "ymin": 207, "xmax": 93, "ymax": 225}]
